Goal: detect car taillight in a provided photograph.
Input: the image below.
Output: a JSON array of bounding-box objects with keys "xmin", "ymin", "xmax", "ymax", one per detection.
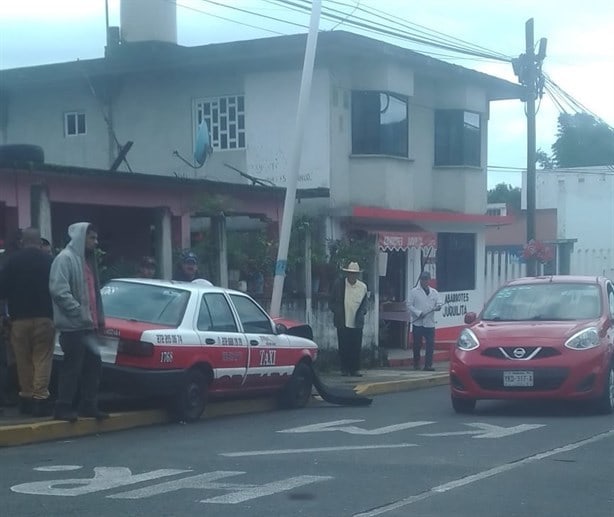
[{"xmin": 118, "ymin": 339, "xmax": 154, "ymax": 357}]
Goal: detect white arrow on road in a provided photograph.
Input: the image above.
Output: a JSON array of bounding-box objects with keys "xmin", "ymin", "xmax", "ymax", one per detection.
[
  {"xmin": 278, "ymin": 419, "xmax": 435, "ymax": 435},
  {"xmin": 420, "ymin": 422, "xmax": 545, "ymax": 439}
]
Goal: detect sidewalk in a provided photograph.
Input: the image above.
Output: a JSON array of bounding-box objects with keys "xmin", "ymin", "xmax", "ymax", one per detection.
[{"xmin": 0, "ymin": 362, "xmax": 449, "ymax": 448}]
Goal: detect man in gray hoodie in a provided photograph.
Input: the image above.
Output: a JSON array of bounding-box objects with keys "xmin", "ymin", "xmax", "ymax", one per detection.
[{"xmin": 49, "ymin": 223, "xmax": 108, "ymax": 422}]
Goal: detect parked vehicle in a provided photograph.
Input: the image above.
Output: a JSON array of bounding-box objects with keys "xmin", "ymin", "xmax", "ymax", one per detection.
[
  {"xmin": 450, "ymin": 275, "xmax": 614, "ymax": 414},
  {"xmin": 53, "ymin": 279, "xmax": 318, "ymax": 422}
]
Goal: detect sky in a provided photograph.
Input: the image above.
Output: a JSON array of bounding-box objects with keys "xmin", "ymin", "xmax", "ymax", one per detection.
[{"xmin": 1, "ymin": 0, "xmax": 613, "ymax": 188}]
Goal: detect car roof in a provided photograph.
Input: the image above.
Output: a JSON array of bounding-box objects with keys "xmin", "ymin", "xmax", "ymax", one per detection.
[
  {"xmin": 110, "ymin": 278, "xmax": 249, "ymax": 297},
  {"xmin": 505, "ymin": 275, "xmax": 606, "ymax": 287}
]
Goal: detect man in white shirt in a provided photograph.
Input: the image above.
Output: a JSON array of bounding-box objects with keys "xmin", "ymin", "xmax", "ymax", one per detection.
[
  {"xmin": 407, "ymin": 271, "xmax": 442, "ymax": 371},
  {"xmin": 329, "ymin": 262, "xmax": 369, "ymax": 377}
]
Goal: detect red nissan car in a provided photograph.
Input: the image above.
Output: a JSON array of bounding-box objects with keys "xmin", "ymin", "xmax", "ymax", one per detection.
[{"xmin": 450, "ymin": 276, "xmax": 614, "ymax": 414}]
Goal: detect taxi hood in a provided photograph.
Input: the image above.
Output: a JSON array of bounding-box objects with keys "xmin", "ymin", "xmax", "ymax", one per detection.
[{"xmin": 470, "ymin": 318, "xmax": 602, "ymax": 342}]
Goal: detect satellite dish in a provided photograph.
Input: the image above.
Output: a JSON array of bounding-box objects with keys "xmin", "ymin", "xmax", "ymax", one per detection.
[{"xmin": 194, "ymin": 120, "xmax": 212, "ymax": 166}]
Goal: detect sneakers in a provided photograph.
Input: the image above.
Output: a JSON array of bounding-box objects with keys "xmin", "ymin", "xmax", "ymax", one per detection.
[{"xmin": 423, "ymin": 366, "xmax": 435, "ymax": 372}]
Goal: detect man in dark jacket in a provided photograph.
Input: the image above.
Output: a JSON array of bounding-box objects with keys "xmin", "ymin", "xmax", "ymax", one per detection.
[
  {"xmin": 329, "ymin": 261, "xmax": 369, "ymax": 377},
  {"xmin": 49, "ymin": 223, "xmax": 108, "ymax": 422},
  {"xmin": 0, "ymin": 227, "xmax": 55, "ymax": 416}
]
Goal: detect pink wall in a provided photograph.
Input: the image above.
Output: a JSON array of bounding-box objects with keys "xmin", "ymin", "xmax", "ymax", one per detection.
[{"xmin": 486, "ymin": 208, "xmax": 558, "ymax": 246}]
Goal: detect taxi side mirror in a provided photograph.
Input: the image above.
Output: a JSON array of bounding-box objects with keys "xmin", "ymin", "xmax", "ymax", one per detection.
[
  {"xmin": 275, "ymin": 322, "xmax": 288, "ymax": 335},
  {"xmin": 464, "ymin": 312, "xmax": 477, "ymax": 325}
]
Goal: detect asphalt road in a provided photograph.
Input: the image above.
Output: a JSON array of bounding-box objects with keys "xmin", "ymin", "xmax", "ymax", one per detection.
[{"xmin": 2, "ymin": 385, "xmax": 613, "ymax": 517}]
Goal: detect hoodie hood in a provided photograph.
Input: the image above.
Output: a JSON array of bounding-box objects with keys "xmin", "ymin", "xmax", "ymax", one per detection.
[{"xmin": 66, "ymin": 222, "xmax": 91, "ymax": 258}]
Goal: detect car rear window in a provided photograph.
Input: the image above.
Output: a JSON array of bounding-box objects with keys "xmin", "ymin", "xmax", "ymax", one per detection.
[
  {"xmin": 483, "ymin": 283, "xmax": 602, "ymax": 321},
  {"xmin": 101, "ymin": 281, "xmax": 190, "ymax": 327}
]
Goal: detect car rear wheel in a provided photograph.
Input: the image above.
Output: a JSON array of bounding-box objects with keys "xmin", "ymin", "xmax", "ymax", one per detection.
[
  {"xmin": 279, "ymin": 362, "xmax": 313, "ymax": 409},
  {"xmin": 594, "ymin": 364, "xmax": 614, "ymax": 415},
  {"xmin": 452, "ymin": 396, "xmax": 476, "ymax": 414},
  {"xmin": 173, "ymin": 369, "xmax": 208, "ymax": 422}
]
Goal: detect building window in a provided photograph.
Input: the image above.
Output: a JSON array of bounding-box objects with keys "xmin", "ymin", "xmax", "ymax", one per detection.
[
  {"xmin": 436, "ymin": 233, "xmax": 476, "ymax": 292},
  {"xmin": 64, "ymin": 112, "xmax": 86, "ymax": 136},
  {"xmin": 195, "ymin": 95, "xmax": 245, "ymax": 150},
  {"xmin": 434, "ymin": 110, "xmax": 481, "ymax": 166},
  {"xmin": 351, "ymin": 91, "xmax": 408, "ymax": 157}
]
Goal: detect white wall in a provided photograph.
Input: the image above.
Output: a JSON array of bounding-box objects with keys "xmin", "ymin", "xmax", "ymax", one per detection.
[{"xmin": 244, "ymin": 68, "xmax": 331, "ymax": 189}]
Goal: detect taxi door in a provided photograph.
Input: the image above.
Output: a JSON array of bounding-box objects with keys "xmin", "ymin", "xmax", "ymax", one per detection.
[
  {"xmin": 195, "ymin": 292, "xmax": 248, "ymax": 391},
  {"xmin": 228, "ymin": 293, "xmax": 291, "ymax": 391}
]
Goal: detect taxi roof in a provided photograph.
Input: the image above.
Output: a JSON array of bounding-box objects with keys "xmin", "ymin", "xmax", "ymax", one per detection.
[{"xmin": 110, "ymin": 278, "xmax": 248, "ymax": 297}]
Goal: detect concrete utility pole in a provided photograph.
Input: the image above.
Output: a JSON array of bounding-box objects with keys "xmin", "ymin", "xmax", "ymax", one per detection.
[
  {"xmin": 269, "ymin": 0, "xmax": 322, "ymax": 318},
  {"xmin": 513, "ymin": 19, "xmax": 547, "ymax": 276}
]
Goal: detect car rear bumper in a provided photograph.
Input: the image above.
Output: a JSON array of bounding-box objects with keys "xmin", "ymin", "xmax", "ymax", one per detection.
[
  {"xmin": 53, "ymin": 357, "xmax": 186, "ymax": 396},
  {"xmin": 450, "ymin": 350, "xmax": 609, "ymax": 401}
]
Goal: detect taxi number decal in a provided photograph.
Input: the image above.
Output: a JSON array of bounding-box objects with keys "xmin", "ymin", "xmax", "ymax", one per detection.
[
  {"xmin": 160, "ymin": 351, "xmax": 174, "ymax": 363},
  {"xmin": 259, "ymin": 349, "xmax": 276, "ymax": 366},
  {"xmin": 223, "ymin": 351, "xmax": 241, "ymax": 362},
  {"xmin": 156, "ymin": 334, "xmax": 183, "ymax": 345},
  {"xmin": 221, "ymin": 337, "xmax": 243, "ymax": 346}
]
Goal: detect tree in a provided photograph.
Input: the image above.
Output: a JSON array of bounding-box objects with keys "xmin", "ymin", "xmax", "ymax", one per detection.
[
  {"xmin": 536, "ymin": 148, "xmax": 554, "ymax": 169},
  {"xmin": 487, "ymin": 183, "xmax": 521, "ymax": 211},
  {"xmin": 551, "ymin": 113, "xmax": 614, "ymax": 167}
]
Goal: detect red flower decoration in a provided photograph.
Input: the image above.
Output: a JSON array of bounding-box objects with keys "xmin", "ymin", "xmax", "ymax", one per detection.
[{"xmin": 522, "ymin": 239, "xmax": 554, "ymax": 264}]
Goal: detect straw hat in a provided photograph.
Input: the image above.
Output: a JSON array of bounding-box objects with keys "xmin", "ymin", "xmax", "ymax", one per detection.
[{"xmin": 341, "ymin": 261, "xmax": 362, "ymax": 273}]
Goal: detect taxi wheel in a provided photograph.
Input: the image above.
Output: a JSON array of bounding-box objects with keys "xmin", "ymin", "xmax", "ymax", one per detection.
[
  {"xmin": 279, "ymin": 362, "xmax": 313, "ymax": 410},
  {"xmin": 173, "ymin": 369, "xmax": 208, "ymax": 423},
  {"xmin": 452, "ymin": 396, "xmax": 476, "ymax": 414},
  {"xmin": 594, "ymin": 364, "xmax": 614, "ymax": 415}
]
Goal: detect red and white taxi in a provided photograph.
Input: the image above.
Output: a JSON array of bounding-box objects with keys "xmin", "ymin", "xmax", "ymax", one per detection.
[
  {"xmin": 54, "ymin": 279, "xmax": 318, "ymax": 422},
  {"xmin": 450, "ymin": 276, "xmax": 614, "ymax": 414}
]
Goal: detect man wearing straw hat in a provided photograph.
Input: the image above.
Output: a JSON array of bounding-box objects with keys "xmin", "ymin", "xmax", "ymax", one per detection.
[{"xmin": 329, "ymin": 261, "xmax": 369, "ymax": 377}]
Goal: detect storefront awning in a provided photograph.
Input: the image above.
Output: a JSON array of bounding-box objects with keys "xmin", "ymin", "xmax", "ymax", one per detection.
[{"xmin": 379, "ymin": 231, "xmax": 436, "ymax": 252}]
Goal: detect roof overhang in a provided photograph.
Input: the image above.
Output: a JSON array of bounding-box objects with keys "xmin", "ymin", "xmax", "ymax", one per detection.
[{"xmin": 351, "ymin": 206, "xmax": 514, "ymax": 226}]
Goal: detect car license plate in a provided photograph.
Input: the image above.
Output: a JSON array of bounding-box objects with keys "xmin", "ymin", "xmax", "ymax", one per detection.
[{"xmin": 503, "ymin": 370, "xmax": 534, "ymax": 387}]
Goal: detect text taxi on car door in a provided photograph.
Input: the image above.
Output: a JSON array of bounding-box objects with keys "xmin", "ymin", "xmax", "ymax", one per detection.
[{"xmin": 54, "ymin": 278, "xmax": 318, "ymax": 422}]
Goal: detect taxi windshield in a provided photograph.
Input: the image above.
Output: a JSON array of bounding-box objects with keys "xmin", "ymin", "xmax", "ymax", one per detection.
[
  {"xmin": 482, "ymin": 283, "xmax": 602, "ymax": 321},
  {"xmin": 101, "ymin": 281, "xmax": 190, "ymax": 327}
]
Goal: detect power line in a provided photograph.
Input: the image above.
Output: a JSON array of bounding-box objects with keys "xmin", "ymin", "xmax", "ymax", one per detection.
[
  {"xmin": 170, "ymin": 0, "xmax": 287, "ymax": 35},
  {"xmin": 324, "ymin": 0, "xmax": 511, "ymax": 61},
  {"xmin": 196, "ymin": 0, "xmax": 309, "ymax": 29},
  {"xmin": 267, "ymin": 0, "xmax": 511, "ymax": 61}
]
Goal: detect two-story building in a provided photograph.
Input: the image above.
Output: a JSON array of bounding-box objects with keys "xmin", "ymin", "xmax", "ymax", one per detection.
[{"xmin": 0, "ymin": 2, "xmax": 523, "ymax": 353}]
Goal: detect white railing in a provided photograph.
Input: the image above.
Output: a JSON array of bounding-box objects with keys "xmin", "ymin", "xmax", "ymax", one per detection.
[{"xmin": 484, "ymin": 250, "xmax": 527, "ymax": 299}]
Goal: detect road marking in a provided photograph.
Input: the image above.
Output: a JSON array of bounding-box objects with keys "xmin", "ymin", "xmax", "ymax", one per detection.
[
  {"xmin": 420, "ymin": 422, "xmax": 545, "ymax": 439},
  {"xmin": 34, "ymin": 465, "xmax": 83, "ymax": 472},
  {"xmin": 220, "ymin": 444, "xmax": 418, "ymax": 457},
  {"xmin": 200, "ymin": 475, "xmax": 332, "ymax": 504},
  {"xmin": 353, "ymin": 428, "xmax": 614, "ymax": 516},
  {"xmin": 11, "ymin": 467, "xmax": 191, "ymax": 497},
  {"xmin": 108, "ymin": 471, "xmax": 332, "ymax": 504},
  {"xmin": 279, "ymin": 419, "xmax": 434, "ymax": 435}
]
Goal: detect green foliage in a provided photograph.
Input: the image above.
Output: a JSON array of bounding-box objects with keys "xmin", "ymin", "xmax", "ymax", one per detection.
[
  {"xmin": 487, "ymin": 183, "xmax": 521, "ymax": 210},
  {"xmin": 551, "ymin": 113, "xmax": 614, "ymax": 167},
  {"xmin": 287, "ymin": 215, "xmax": 327, "ymax": 272},
  {"xmin": 536, "ymin": 148, "xmax": 554, "ymax": 169},
  {"xmin": 328, "ymin": 230, "xmax": 375, "ymax": 272}
]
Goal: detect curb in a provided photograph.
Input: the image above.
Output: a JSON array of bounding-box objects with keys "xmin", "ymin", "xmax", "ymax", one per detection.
[
  {"xmin": 354, "ymin": 373, "xmax": 450, "ymax": 396},
  {"xmin": 0, "ymin": 375, "xmax": 449, "ymax": 448},
  {"xmin": 0, "ymin": 397, "xmax": 278, "ymax": 448}
]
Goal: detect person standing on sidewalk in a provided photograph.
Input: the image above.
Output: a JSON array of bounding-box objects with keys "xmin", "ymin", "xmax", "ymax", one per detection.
[
  {"xmin": 49, "ymin": 222, "xmax": 108, "ymax": 422},
  {"xmin": 0, "ymin": 228, "xmax": 55, "ymax": 417},
  {"xmin": 407, "ymin": 271, "xmax": 442, "ymax": 371},
  {"xmin": 330, "ymin": 261, "xmax": 369, "ymax": 377}
]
